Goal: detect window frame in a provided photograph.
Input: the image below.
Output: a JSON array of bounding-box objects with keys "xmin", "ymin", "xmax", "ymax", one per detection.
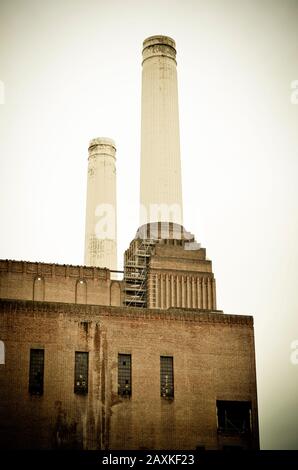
[
  {"xmin": 160, "ymin": 355, "xmax": 174, "ymax": 399},
  {"xmin": 216, "ymin": 400, "xmax": 252, "ymax": 435},
  {"xmin": 29, "ymin": 348, "xmax": 44, "ymax": 396},
  {"xmin": 118, "ymin": 353, "xmax": 132, "ymax": 397},
  {"xmin": 74, "ymin": 351, "xmax": 89, "ymax": 395}
]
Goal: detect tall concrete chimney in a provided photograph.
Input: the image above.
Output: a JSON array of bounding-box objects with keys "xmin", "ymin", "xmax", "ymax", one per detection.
[
  {"xmin": 84, "ymin": 137, "xmax": 117, "ymax": 270},
  {"xmin": 140, "ymin": 35, "xmax": 183, "ymax": 227},
  {"xmin": 123, "ymin": 36, "xmax": 217, "ymax": 310}
]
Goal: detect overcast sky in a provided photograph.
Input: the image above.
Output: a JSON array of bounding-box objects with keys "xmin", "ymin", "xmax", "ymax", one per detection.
[{"xmin": 0, "ymin": 0, "xmax": 297, "ymax": 449}]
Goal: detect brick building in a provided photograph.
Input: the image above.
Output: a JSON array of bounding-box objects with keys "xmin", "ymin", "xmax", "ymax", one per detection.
[
  {"xmin": 0, "ymin": 35, "xmax": 259, "ymax": 450},
  {"xmin": 0, "ymin": 238, "xmax": 259, "ymax": 450}
]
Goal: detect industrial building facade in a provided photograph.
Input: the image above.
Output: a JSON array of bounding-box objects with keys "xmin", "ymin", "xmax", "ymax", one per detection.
[
  {"xmin": 0, "ymin": 35, "xmax": 259, "ymax": 450},
  {"xmin": 0, "ymin": 257, "xmax": 259, "ymax": 450}
]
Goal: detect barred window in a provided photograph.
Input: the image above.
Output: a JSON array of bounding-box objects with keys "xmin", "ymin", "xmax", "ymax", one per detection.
[
  {"xmin": 74, "ymin": 352, "xmax": 89, "ymax": 394},
  {"xmin": 29, "ymin": 349, "xmax": 44, "ymax": 395},
  {"xmin": 217, "ymin": 401, "xmax": 251, "ymax": 434},
  {"xmin": 118, "ymin": 354, "xmax": 131, "ymax": 396},
  {"xmin": 160, "ymin": 356, "xmax": 174, "ymax": 398}
]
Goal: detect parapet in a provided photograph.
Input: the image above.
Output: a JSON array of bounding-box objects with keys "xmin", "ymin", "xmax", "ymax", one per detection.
[{"xmin": 0, "ymin": 259, "xmax": 109, "ymax": 280}]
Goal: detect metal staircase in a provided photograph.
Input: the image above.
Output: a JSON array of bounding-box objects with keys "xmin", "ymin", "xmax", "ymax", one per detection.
[{"xmin": 123, "ymin": 239, "xmax": 155, "ymax": 307}]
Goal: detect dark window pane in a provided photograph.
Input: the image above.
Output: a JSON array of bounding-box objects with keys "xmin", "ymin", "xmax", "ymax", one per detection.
[
  {"xmin": 74, "ymin": 352, "xmax": 89, "ymax": 394},
  {"xmin": 118, "ymin": 354, "xmax": 131, "ymax": 396},
  {"xmin": 160, "ymin": 356, "xmax": 174, "ymax": 398},
  {"xmin": 217, "ymin": 400, "xmax": 251, "ymax": 434},
  {"xmin": 29, "ymin": 349, "xmax": 44, "ymax": 395}
]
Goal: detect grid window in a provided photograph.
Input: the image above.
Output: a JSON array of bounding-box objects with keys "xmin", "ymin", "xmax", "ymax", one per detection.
[
  {"xmin": 217, "ymin": 400, "xmax": 251, "ymax": 434},
  {"xmin": 118, "ymin": 354, "xmax": 131, "ymax": 396},
  {"xmin": 160, "ymin": 356, "xmax": 174, "ymax": 398},
  {"xmin": 74, "ymin": 352, "xmax": 89, "ymax": 394},
  {"xmin": 29, "ymin": 349, "xmax": 44, "ymax": 395}
]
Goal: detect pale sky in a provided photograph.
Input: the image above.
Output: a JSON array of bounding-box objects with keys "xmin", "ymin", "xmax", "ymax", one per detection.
[{"xmin": 0, "ymin": 0, "xmax": 297, "ymax": 449}]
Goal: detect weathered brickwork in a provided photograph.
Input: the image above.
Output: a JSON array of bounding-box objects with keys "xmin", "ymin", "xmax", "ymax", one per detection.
[
  {"xmin": 0, "ymin": 260, "xmax": 122, "ymax": 307},
  {"xmin": 0, "ymin": 299, "xmax": 259, "ymax": 450}
]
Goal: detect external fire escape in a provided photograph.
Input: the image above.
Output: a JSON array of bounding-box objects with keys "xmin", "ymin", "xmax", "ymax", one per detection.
[{"xmin": 123, "ymin": 239, "xmax": 155, "ymax": 307}]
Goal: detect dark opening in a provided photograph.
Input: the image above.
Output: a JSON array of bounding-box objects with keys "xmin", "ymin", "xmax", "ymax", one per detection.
[
  {"xmin": 217, "ymin": 400, "xmax": 252, "ymax": 434},
  {"xmin": 29, "ymin": 349, "xmax": 44, "ymax": 395},
  {"xmin": 118, "ymin": 354, "xmax": 131, "ymax": 396},
  {"xmin": 74, "ymin": 351, "xmax": 89, "ymax": 394},
  {"xmin": 160, "ymin": 356, "xmax": 174, "ymax": 398}
]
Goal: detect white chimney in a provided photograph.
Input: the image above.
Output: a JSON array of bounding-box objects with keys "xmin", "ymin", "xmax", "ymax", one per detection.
[
  {"xmin": 84, "ymin": 137, "xmax": 117, "ymax": 270},
  {"xmin": 140, "ymin": 36, "xmax": 183, "ymax": 227}
]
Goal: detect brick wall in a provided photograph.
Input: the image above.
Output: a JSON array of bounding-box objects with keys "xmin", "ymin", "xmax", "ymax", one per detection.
[
  {"xmin": 0, "ymin": 260, "xmax": 122, "ymax": 307},
  {"xmin": 0, "ymin": 299, "xmax": 259, "ymax": 450}
]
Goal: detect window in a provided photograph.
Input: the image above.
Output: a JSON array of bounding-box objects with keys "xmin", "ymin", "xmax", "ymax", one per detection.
[
  {"xmin": 118, "ymin": 354, "xmax": 131, "ymax": 396},
  {"xmin": 217, "ymin": 401, "xmax": 251, "ymax": 434},
  {"xmin": 160, "ymin": 356, "xmax": 174, "ymax": 398},
  {"xmin": 74, "ymin": 352, "xmax": 89, "ymax": 394},
  {"xmin": 29, "ymin": 349, "xmax": 44, "ymax": 395}
]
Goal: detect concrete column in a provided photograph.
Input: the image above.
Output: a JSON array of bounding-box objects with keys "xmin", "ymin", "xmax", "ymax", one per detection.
[
  {"xmin": 202, "ymin": 278, "xmax": 207, "ymax": 309},
  {"xmin": 186, "ymin": 277, "xmax": 191, "ymax": 308},
  {"xmin": 197, "ymin": 278, "xmax": 202, "ymax": 308},
  {"xmin": 181, "ymin": 275, "xmax": 185, "ymax": 308},
  {"xmin": 207, "ymin": 277, "xmax": 212, "ymax": 309},
  {"xmin": 84, "ymin": 138, "xmax": 117, "ymax": 270},
  {"xmin": 177, "ymin": 276, "xmax": 180, "ymax": 307},
  {"xmin": 163, "ymin": 275, "xmax": 166, "ymax": 309},
  {"xmin": 155, "ymin": 275, "xmax": 158, "ymax": 308},
  {"xmin": 140, "ymin": 36, "xmax": 183, "ymax": 226},
  {"xmin": 171, "ymin": 275, "xmax": 175, "ymax": 307},
  {"xmin": 212, "ymin": 278, "xmax": 217, "ymax": 310},
  {"xmin": 148, "ymin": 274, "xmax": 157, "ymax": 309},
  {"xmin": 165, "ymin": 275, "xmax": 168, "ymax": 309},
  {"xmin": 160, "ymin": 275, "xmax": 164, "ymax": 309},
  {"xmin": 192, "ymin": 277, "xmax": 196, "ymax": 308},
  {"xmin": 167, "ymin": 275, "xmax": 171, "ymax": 308}
]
